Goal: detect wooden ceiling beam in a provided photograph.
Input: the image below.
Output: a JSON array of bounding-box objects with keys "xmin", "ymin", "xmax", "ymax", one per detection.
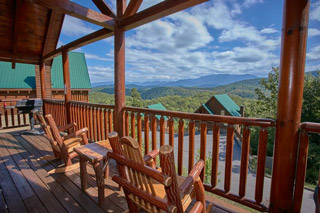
[
  {"xmin": 0, "ymin": 51, "xmax": 41, "ymax": 64},
  {"xmin": 42, "ymin": 10, "xmax": 57, "ymax": 57},
  {"xmin": 123, "ymin": 0, "xmax": 143, "ymax": 19},
  {"xmin": 28, "ymin": 0, "xmax": 115, "ymax": 30},
  {"xmin": 12, "ymin": 0, "xmax": 24, "ymax": 68},
  {"xmin": 92, "ymin": 0, "xmax": 116, "ymax": 18},
  {"xmin": 117, "ymin": 0, "xmax": 127, "ymax": 18},
  {"xmin": 43, "ymin": 28, "xmax": 114, "ymax": 62},
  {"xmin": 120, "ymin": 0, "xmax": 208, "ymax": 30}
]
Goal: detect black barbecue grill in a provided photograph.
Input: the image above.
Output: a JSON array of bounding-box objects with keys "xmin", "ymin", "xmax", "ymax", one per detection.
[{"xmin": 16, "ymin": 99, "xmax": 43, "ymax": 132}]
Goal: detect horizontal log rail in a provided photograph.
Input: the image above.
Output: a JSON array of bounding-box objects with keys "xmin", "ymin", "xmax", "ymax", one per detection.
[
  {"xmin": 0, "ymin": 99, "xmax": 30, "ymax": 129},
  {"xmin": 124, "ymin": 106, "xmax": 275, "ymax": 127},
  {"xmin": 293, "ymin": 122, "xmax": 320, "ymax": 212}
]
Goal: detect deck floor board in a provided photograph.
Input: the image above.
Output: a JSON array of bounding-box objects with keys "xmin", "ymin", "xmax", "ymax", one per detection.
[{"xmin": 0, "ymin": 130, "xmax": 246, "ymax": 213}]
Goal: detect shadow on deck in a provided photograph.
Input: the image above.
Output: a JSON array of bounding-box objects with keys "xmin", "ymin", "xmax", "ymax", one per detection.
[{"xmin": 0, "ymin": 128, "xmax": 248, "ymax": 213}]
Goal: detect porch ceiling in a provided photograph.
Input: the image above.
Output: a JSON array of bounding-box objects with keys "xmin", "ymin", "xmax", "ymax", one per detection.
[{"xmin": 0, "ymin": 0, "xmax": 64, "ymax": 65}]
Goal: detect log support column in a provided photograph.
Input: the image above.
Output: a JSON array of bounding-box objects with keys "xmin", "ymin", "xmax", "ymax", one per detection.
[
  {"xmin": 114, "ymin": 27, "xmax": 125, "ymax": 137},
  {"xmin": 39, "ymin": 63, "xmax": 47, "ymax": 114},
  {"xmin": 114, "ymin": 0, "xmax": 126, "ymax": 137},
  {"xmin": 40, "ymin": 63, "xmax": 47, "ymax": 100},
  {"xmin": 62, "ymin": 51, "xmax": 72, "ymax": 124},
  {"xmin": 270, "ymin": 0, "xmax": 310, "ymax": 211}
]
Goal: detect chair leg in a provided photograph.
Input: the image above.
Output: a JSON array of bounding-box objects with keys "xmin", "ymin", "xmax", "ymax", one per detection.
[
  {"xmin": 37, "ymin": 155, "xmax": 57, "ymax": 161},
  {"xmin": 48, "ymin": 162, "xmax": 80, "ymax": 174},
  {"xmin": 194, "ymin": 177, "xmax": 206, "ymax": 213}
]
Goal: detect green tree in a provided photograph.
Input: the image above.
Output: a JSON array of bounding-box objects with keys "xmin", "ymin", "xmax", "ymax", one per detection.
[
  {"xmin": 130, "ymin": 88, "xmax": 143, "ymax": 107},
  {"xmin": 249, "ymin": 67, "xmax": 279, "ymax": 156},
  {"xmin": 254, "ymin": 67, "xmax": 279, "ymax": 118},
  {"xmin": 301, "ymin": 73, "xmax": 320, "ymax": 184}
]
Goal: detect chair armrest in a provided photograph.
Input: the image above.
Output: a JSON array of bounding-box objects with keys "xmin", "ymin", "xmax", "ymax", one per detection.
[
  {"xmin": 143, "ymin": 149, "xmax": 159, "ymax": 163},
  {"xmin": 58, "ymin": 123, "xmax": 76, "ymax": 132},
  {"xmin": 179, "ymin": 160, "xmax": 204, "ymax": 197},
  {"xmin": 63, "ymin": 127, "xmax": 88, "ymax": 140}
]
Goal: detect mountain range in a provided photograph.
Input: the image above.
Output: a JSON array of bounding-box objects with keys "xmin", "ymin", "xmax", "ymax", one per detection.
[{"xmin": 91, "ymin": 73, "xmax": 258, "ymax": 88}]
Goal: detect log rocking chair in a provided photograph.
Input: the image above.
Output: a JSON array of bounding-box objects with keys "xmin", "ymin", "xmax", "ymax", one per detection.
[
  {"xmin": 107, "ymin": 132, "xmax": 209, "ymax": 213},
  {"xmin": 37, "ymin": 113, "xmax": 89, "ymax": 174}
]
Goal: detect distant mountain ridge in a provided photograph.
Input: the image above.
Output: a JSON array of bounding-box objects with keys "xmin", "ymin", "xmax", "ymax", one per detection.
[{"xmin": 91, "ymin": 73, "xmax": 258, "ymax": 88}]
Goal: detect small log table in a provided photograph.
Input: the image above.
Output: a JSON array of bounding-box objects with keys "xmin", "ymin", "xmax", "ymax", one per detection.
[{"xmin": 73, "ymin": 139, "xmax": 111, "ymax": 205}]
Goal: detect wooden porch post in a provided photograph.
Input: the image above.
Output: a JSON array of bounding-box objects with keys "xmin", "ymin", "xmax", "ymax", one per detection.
[
  {"xmin": 114, "ymin": 0, "xmax": 126, "ymax": 137},
  {"xmin": 270, "ymin": 0, "xmax": 310, "ymax": 211},
  {"xmin": 62, "ymin": 51, "xmax": 72, "ymax": 124},
  {"xmin": 40, "ymin": 63, "xmax": 47, "ymax": 100},
  {"xmin": 39, "ymin": 63, "xmax": 47, "ymax": 114}
]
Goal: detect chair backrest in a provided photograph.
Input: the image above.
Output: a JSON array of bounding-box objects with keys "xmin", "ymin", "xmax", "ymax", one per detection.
[
  {"xmin": 45, "ymin": 114, "xmax": 64, "ymax": 148},
  {"xmin": 36, "ymin": 113, "xmax": 59, "ymax": 151},
  {"xmin": 108, "ymin": 133, "xmax": 183, "ymax": 213},
  {"xmin": 120, "ymin": 137, "xmax": 158, "ymax": 200}
]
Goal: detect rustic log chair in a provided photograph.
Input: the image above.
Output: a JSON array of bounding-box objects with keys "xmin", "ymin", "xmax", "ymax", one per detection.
[
  {"xmin": 40, "ymin": 114, "xmax": 89, "ymax": 174},
  {"xmin": 36, "ymin": 113, "xmax": 75, "ymax": 159},
  {"xmin": 107, "ymin": 132, "xmax": 208, "ymax": 213}
]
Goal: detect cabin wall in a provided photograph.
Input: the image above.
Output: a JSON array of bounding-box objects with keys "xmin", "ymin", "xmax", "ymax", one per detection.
[
  {"xmin": 51, "ymin": 90, "xmax": 89, "ymax": 102},
  {"xmin": 35, "ymin": 65, "xmax": 52, "ymax": 99},
  {"xmin": 0, "ymin": 90, "xmax": 36, "ymax": 114}
]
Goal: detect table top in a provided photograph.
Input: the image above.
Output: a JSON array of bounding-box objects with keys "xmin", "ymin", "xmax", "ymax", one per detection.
[{"xmin": 74, "ymin": 140, "xmax": 112, "ymax": 163}]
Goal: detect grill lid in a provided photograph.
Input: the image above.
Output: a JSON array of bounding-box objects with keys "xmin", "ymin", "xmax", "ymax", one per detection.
[{"xmin": 16, "ymin": 99, "xmax": 43, "ymax": 108}]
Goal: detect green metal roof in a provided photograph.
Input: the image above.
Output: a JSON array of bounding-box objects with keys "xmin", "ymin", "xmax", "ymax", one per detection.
[
  {"xmin": 0, "ymin": 52, "xmax": 91, "ymax": 89},
  {"xmin": 214, "ymin": 94, "xmax": 240, "ymax": 117},
  {"xmin": 51, "ymin": 52, "xmax": 91, "ymax": 89},
  {"xmin": 0, "ymin": 62, "xmax": 36, "ymax": 89},
  {"xmin": 147, "ymin": 103, "xmax": 168, "ymax": 120},
  {"xmin": 202, "ymin": 104, "xmax": 214, "ymax": 115}
]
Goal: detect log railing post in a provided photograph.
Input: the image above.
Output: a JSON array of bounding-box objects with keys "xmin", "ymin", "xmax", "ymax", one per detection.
[
  {"xmin": 62, "ymin": 51, "xmax": 72, "ymax": 124},
  {"xmin": 270, "ymin": 0, "xmax": 310, "ymax": 211}
]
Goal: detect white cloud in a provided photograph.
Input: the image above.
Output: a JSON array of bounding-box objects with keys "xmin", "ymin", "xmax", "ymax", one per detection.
[
  {"xmin": 57, "ymin": 40, "xmax": 64, "ymax": 48},
  {"xmin": 126, "ymin": 11, "xmax": 212, "ymax": 52},
  {"xmin": 261, "ymin": 28, "xmax": 278, "ymax": 34},
  {"xmin": 61, "ymin": 16, "xmax": 95, "ymax": 37},
  {"xmin": 308, "ymin": 28, "xmax": 320, "ymax": 37},
  {"xmin": 88, "ymin": 65, "xmax": 114, "ymax": 83},
  {"xmin": 85, "ymin": 53, "xmax": 111, "ymax": 61},
  {"xmin": 310, "ymin": 1, "xmax": 320, "ymax": 22},
  {"xmin": 191, "ymin": 1, "xmax": 279, "ymax": 50},
  {"xmin": 307, "ymin": 45, "xmax": 320, "ymax": 62},
  {"xmin": 243, "ymin": 0, "xmax": 263, "ymax": 8}
]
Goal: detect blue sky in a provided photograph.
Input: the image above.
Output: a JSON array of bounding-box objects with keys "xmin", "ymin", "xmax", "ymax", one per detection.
[{"xmin": 59, "ymin": 0, "xmax": 320, "ymax": 83}]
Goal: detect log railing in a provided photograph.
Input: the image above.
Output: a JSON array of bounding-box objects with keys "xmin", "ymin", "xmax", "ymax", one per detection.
[
  {"xmin": 123, "ymin": 106, "xmax": 275, "ymax": 211},
  {"xmin": 44, "ymin": 99, "xmax": 67, "ymax": 128},
  {"xmin": 47, "ymin": 100, "xmax": 320, "ymax": 211},
  {"xmin": 44, "ymin": 99, "xmax": 114, "ymax": 142},
  {"xmin": 0, "ymin": 99, "xmax": 30, "ymax": 129},
  {"xmin": 69, "ymin": 101, "xmax": 114, "ymax": 142},
  {"xmin": 293, "ymin": 122, "xmax": 320, "ymax": 212}
]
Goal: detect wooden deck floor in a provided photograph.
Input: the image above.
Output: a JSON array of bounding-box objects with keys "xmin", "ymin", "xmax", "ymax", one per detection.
[{"xmin": 0, "ymin": 129, "xmax": 247, "ymax": 213}]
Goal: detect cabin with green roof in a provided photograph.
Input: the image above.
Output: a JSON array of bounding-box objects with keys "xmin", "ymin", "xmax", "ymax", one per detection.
[
  {"xmin": 0, "ymin": 52, "xmax": 91, "ymax": 105},
  {"xmin": 194, "ymin": 94, "xmax": 244, "ymax": 117},
  {"xmin": 147, "ymin": 103, "xmax": 168, "ymax": 121}
]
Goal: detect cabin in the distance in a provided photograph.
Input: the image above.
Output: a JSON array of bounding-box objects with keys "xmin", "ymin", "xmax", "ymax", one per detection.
[
  {"xmin": 0, "ymin": 52, "xmax": 91, "ymax": 108},
  {"xmin": 195, "ymin": 94, "xmax": 244, "ymax": 117},
  {"xmin": 195, "ymin": 94, "xmax": 244, "ymax": 139}
]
